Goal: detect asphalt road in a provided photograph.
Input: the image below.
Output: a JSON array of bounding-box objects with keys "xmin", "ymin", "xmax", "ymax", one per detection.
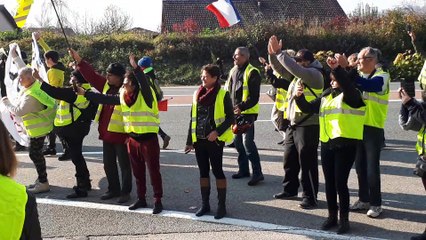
[{"xmin": 14, "ymin": 83, "xmax": 426, "ymax": 239}]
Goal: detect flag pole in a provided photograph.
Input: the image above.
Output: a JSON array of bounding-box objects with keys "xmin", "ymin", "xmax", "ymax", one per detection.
[{"xmin": 50, "ymin": 0, "xmax": 71, "ymax": 50}]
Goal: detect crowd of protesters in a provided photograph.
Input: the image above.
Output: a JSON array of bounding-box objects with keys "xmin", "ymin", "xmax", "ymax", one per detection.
[{"xmin": 0, "ymin": 29, "xmax": 425, "ymax": 240}]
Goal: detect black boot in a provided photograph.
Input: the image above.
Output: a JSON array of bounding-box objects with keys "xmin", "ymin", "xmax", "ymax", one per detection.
[
  {"xmin": 67, "ymin": 178, "xmax": 90, "ymax": 199},
  {"xmin": 321, "ymin": 209, "xmax": 338, "ymax": 230},
  {"xmin": 214, "ymin": 179, "xmax": 226, "ymax": 219},
  {"xmin": 195, "ymin": 178, "xmax": 210, "ymax": 217},
  {"xmin": 337, "ymin": 211, "xmax": 350, "ymax": 234}
]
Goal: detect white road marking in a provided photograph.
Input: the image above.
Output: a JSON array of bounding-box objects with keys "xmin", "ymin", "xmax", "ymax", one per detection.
[{"xmin": 36, "ymin": 198, "xmax": 385, "ymax": 240}]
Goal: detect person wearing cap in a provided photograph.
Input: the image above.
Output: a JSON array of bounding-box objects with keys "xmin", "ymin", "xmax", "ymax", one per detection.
[
  {"xmin": 68, "ymin": 49, "xmax": 132, "ymax": 204},
  {"xmin": 268, "ymin": 35, "xmax": 324, "ymax": 209},
  {"xmin": 75, "ymin": 54, "xmax": 164, "ymax": 214},
  {"xmin": 225, "ymin": 46, "xmax": 264, "ymax": 186},
  {"xmin": 295, "ymin": 55, "xmax": 365, "ymax": 234},
  {"xmin": 33, "ymin": 32, "xmax": 70, "ymax": 160},
  {"xmin": 346, "ymin": 47, "xmax": 390, "ymax": 218},
  {"xmin": 34, "ymin": 69, "xmax": 95, "ymax": 199},
  {"xmin": 4, "ymin": 49, "xmax": 56, "ymax": 194},
  {"xmin": 138, "ymin": 56, "xmax": 171, "ymax": 149}
]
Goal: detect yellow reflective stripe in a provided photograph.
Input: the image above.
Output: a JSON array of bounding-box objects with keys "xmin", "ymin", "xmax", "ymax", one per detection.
[
  {"xmin": 215, "ymin": 117, "xmax": 225, "ymax": 124},
  {"xmin": 25, "ymin": 121, "xmax": 52, "ymax": 130},
  {"xmin": 363, "ymin": 94, "xmax": 388, "ymax": 105},
  {"xmin": 319, "ymin": 108, "xmax": 365, "ymax": 117},
  {"xmin": 123, "ymin": 122, "xmax": 159, "ymax": 127},
  {"xmin": 122, "ymin": 111, "xmax": 158, "ymax": 118}
]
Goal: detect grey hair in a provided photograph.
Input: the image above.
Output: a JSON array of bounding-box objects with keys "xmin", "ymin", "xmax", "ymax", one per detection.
[
  {"xmin": 236, "ymin": 47, "xmax": 250, "ymax": 58},
  {"xmin": 18, "ymin": 67, "xmax": 33, "ymax": 77},
  {"xmin": 360, "ymin": 47, "xmax": 381, "ymax": 62}
]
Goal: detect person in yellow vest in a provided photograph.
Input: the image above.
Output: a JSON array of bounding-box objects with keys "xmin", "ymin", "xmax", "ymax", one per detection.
[
  {"xmin": 35, "ymin": 69, "xmax": 95, "ymax": 198},
  {"xmin": 69, "ymin": 48, "xmax": 132, "ymax": 204},
  {"xmin": 224, "ymin": 46, "xmax": 264, "ymax": 186},
  {"xmin": 347, "ymin": 47, "xmax": 390, "ymax": 218},
  {"xmin": 184, "ymin": 64, "xmax": 234, "ymax": 219},
  {"xmin": 1, "ymin": 67, "xmax": 55, "ymax": 194},
  {"xmin": 268, "ymin": 36, "xmax": 324, "ymax": 209},
  {"xmin": 33, "ymin": 32, "xmax": 69, "ymax": 159},
  {"xmin": 0, "ymin": 120, "xmax": 42, "ymax": 239},
  {"xmin": 295, "ymin": 55, "xmax": 365, "ymax": 234},
  {"xmin": 398, "ymin": 87, "xmax": 426, "ymax": 240},
  {"xmin": 138, "ymin": 56, "xmax": 172, "ymax": 149},
  {"xmin": 76, "ymin": 54, "xmax": 164, "ymax": 214}
]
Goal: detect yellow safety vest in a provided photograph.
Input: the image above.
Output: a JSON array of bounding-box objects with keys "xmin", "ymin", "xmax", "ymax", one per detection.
[
  {"xmin": 362, "ymin": 68, "xmax": 390, "ymax": 129},
  {"xmin": 418, "ymin": 60, "xmax": 426, "ymax": 90},
  {"xmin": 0, "ymin": 175, "xmax": 28, "ymax": 239},
  {"xmin": 22, "ymin": 81, "xmax": 56, "ymax": 138},
  {"xmin": 273, "ymin": 72, "xmax": 288, "ymax": 113},
  {"xmin": 224, "ymin": 64, "xmax": 260, "ymax": 114},
  {"xmin": 319, "ymin": 93, "xmax": 365, "ymax": 143},
  {"xmin": 191, "ymin": 88, "xmax": 233, "ymax": 144},
  {"xmin": 54, "ymin": 83, "xmax": 91, "ymax": 127},
  {"xmin": 416, "ymin": 126, "xmax": 426, "ymax": 155},
  {"xmin": 119, "ymin": 89, "xmax": 160, "ymax": 134},
  {"xmin": 286, "ymin": 77, "xmax": 323, "ymax": 116},
  {"xmin": 94, "ymin": 83, "xmax": 126, "ymax": 133}
]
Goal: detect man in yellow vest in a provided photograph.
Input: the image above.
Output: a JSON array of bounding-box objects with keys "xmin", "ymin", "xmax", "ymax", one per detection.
[
  {"xmin": 268, "ymin": 36, "xmax": 324, "ymax": 209},
  {"xmin": 224, "ymin": 47, "xmax": 264, "ymax": 186},
  {"xmin": 33, "ymin": 32, "xmax": 69, "ymax": 160},
  {"xmin": 1, "ymin": 67, "xmax": 55, "ymax": 194},
  {"xmin": 349, "ymin": 47, "xmax": 390, "ymax": 218}
]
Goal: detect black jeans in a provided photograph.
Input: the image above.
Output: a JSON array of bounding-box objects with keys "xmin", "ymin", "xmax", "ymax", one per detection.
[
  {"xmin": 355, "ymin": 126, "xmax": 383, "ymax": 206},
  {"xmin": 282, "ymin": 125, "xmax": 319, "ymax": 200},
  {"xmin": 29, "ymin": 136, "xmax": 47, "ymax": 183},
  {"xmin": 194, "ymin": 139, "xmax": 226, "ymax": 179},
  {"xmin": 321, "ymin": 143, "xmax": 357, "ymax": 214},
  {"xmin": 103, "ymin": 142, "xmax": 132, "ymax": 194},
  {"xmin": 57, "ymin": 121, "xmax": 91, "ymax": 185}
]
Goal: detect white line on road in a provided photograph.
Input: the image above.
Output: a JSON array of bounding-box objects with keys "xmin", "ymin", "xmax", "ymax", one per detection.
[{"xmin": 36, "ymin": 198, "xmax": 385, "ymax": 240}]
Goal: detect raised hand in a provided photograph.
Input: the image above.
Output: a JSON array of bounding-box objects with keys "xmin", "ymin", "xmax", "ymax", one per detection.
[
  {"xmin": 268, "ymin": 35, "xmax": 282, "ymax": 55},
  {"xmin": 326, "ymin": 56, "xmax": 339, "ymax": 70},
  {"xmin": 33, "ymin": 32, "xmax": 41, "ymax": 41},
  {"xmin": 335, "ymin": 53, "xmax": 348, "ymax": 68},
  {"xmin": 129, "ymin": 53, "xmax": 138, "ymax": 69},
  {"xmin": 68, "ymin": 48, "xmax": 82, "ymax": 63}
]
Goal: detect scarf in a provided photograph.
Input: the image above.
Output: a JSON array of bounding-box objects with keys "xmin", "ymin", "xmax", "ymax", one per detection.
[{"xmin": 197, "ymin": 81, "xmax": 220, "ymax": 106}]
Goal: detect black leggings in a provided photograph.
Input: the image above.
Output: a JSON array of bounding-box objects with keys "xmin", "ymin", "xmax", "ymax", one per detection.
[
  {"xmin": 321, "ymin": 143, "xmax": 357, "ymax": 214},
  {"xmin": 194, "ymin": 139, "xmax": 226, "ymax": 179}
]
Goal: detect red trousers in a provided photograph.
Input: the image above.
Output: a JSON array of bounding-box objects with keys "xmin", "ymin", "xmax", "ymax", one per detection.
[{"xmin": 127, "ymin": 136, "xmax": 163, "ymax": 201}]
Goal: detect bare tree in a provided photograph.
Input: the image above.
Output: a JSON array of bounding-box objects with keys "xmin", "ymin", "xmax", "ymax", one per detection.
[{"xmin": 93, "ymin": 5, "xmax": 133, "ymax": 34}]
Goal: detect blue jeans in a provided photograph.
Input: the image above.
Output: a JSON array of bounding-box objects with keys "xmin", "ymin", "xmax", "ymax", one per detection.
[
  {"xmin": 355, "ymin": 126, "xmax": 383, "ymax": 206},
  {"xmin": 234, "ymin": 123, "xmax": 262, "ymax": 176}
]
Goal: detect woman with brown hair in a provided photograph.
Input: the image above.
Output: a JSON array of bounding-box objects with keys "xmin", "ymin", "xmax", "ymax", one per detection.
[{"xmin": 0, "ymin": 120, "xmax": 42, "ymax": 239}]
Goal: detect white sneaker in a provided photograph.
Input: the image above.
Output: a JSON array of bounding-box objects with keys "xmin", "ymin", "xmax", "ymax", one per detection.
[
  {"xmin": 28, "ymin": 180, "xmax": 50, "ymax": 194},
  {"xmin": 350, "ymin": 200, "xmax": 370, "ymax": 211},
  {"xmin": 367, "ymin": 206, "xmax": 383, "ymax": 218}
]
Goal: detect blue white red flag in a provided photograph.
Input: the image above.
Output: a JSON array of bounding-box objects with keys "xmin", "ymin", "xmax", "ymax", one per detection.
[{"xmin": 206, "ymin": 0, "xmax": 241, "ymax": 28}]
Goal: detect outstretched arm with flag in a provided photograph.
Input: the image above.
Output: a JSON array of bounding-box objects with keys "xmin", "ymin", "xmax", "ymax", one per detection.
[{"xmin": 206, "ymin": 0, "xmax": 241, "ymax": 28}]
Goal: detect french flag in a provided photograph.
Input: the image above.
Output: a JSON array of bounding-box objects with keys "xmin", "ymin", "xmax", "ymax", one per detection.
[{"xmin": 206, "ymin": 0, "xmax": 241, "ymax": 28}]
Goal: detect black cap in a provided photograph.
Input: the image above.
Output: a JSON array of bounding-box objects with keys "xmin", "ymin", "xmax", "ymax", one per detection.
[
  {"xmin": 294, "ymin": 49, "xmax": 315, "ymax": 63},
  {"xmin": 106, "ymin": 63, "xmax": 125, "ymax": 77}
]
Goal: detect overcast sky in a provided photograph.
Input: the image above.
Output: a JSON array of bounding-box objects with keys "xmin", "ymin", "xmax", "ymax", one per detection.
[{"xmin": 1, "ymin": 0, "xmax": 425, "ymax": 32}]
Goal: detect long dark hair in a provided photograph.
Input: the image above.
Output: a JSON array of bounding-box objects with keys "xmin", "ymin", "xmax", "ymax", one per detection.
[{"xmin": 0, "ymin": 121, "xmax": 18, "ymax": 177}]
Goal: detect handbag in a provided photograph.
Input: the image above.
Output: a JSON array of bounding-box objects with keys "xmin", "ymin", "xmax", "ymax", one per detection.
[{"xmin": 414, "ymin": 128, "xmax": 426, "ymax": 177}]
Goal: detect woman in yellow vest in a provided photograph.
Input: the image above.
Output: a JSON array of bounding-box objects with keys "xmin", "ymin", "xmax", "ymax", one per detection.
[
  {"xmin": 35, "ymin": 70, "xmax": 95, "ymax": 199},
  {"xmin": 184, "ymin": 64, "xmax": 234, "ymax": 219},
  {"xmin": 0, "ymin": 120, "xmax": 42, "ymax": 239},
  {"xmin": 76, "ymin": 54, "xmax": 164, "ymax": 214},
  {"xmin": 295, "ymin": 56, "xmax": 365, "ymax": 234}
]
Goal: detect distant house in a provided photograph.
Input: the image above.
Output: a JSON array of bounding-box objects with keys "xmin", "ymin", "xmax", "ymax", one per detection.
[
  {"xmin": 0, "ymin": 5, "xmax": 18, "ymax": 31},
  {"xmin": 162, "ymin": 0, "xmax": 347, "ymax": 32}
]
